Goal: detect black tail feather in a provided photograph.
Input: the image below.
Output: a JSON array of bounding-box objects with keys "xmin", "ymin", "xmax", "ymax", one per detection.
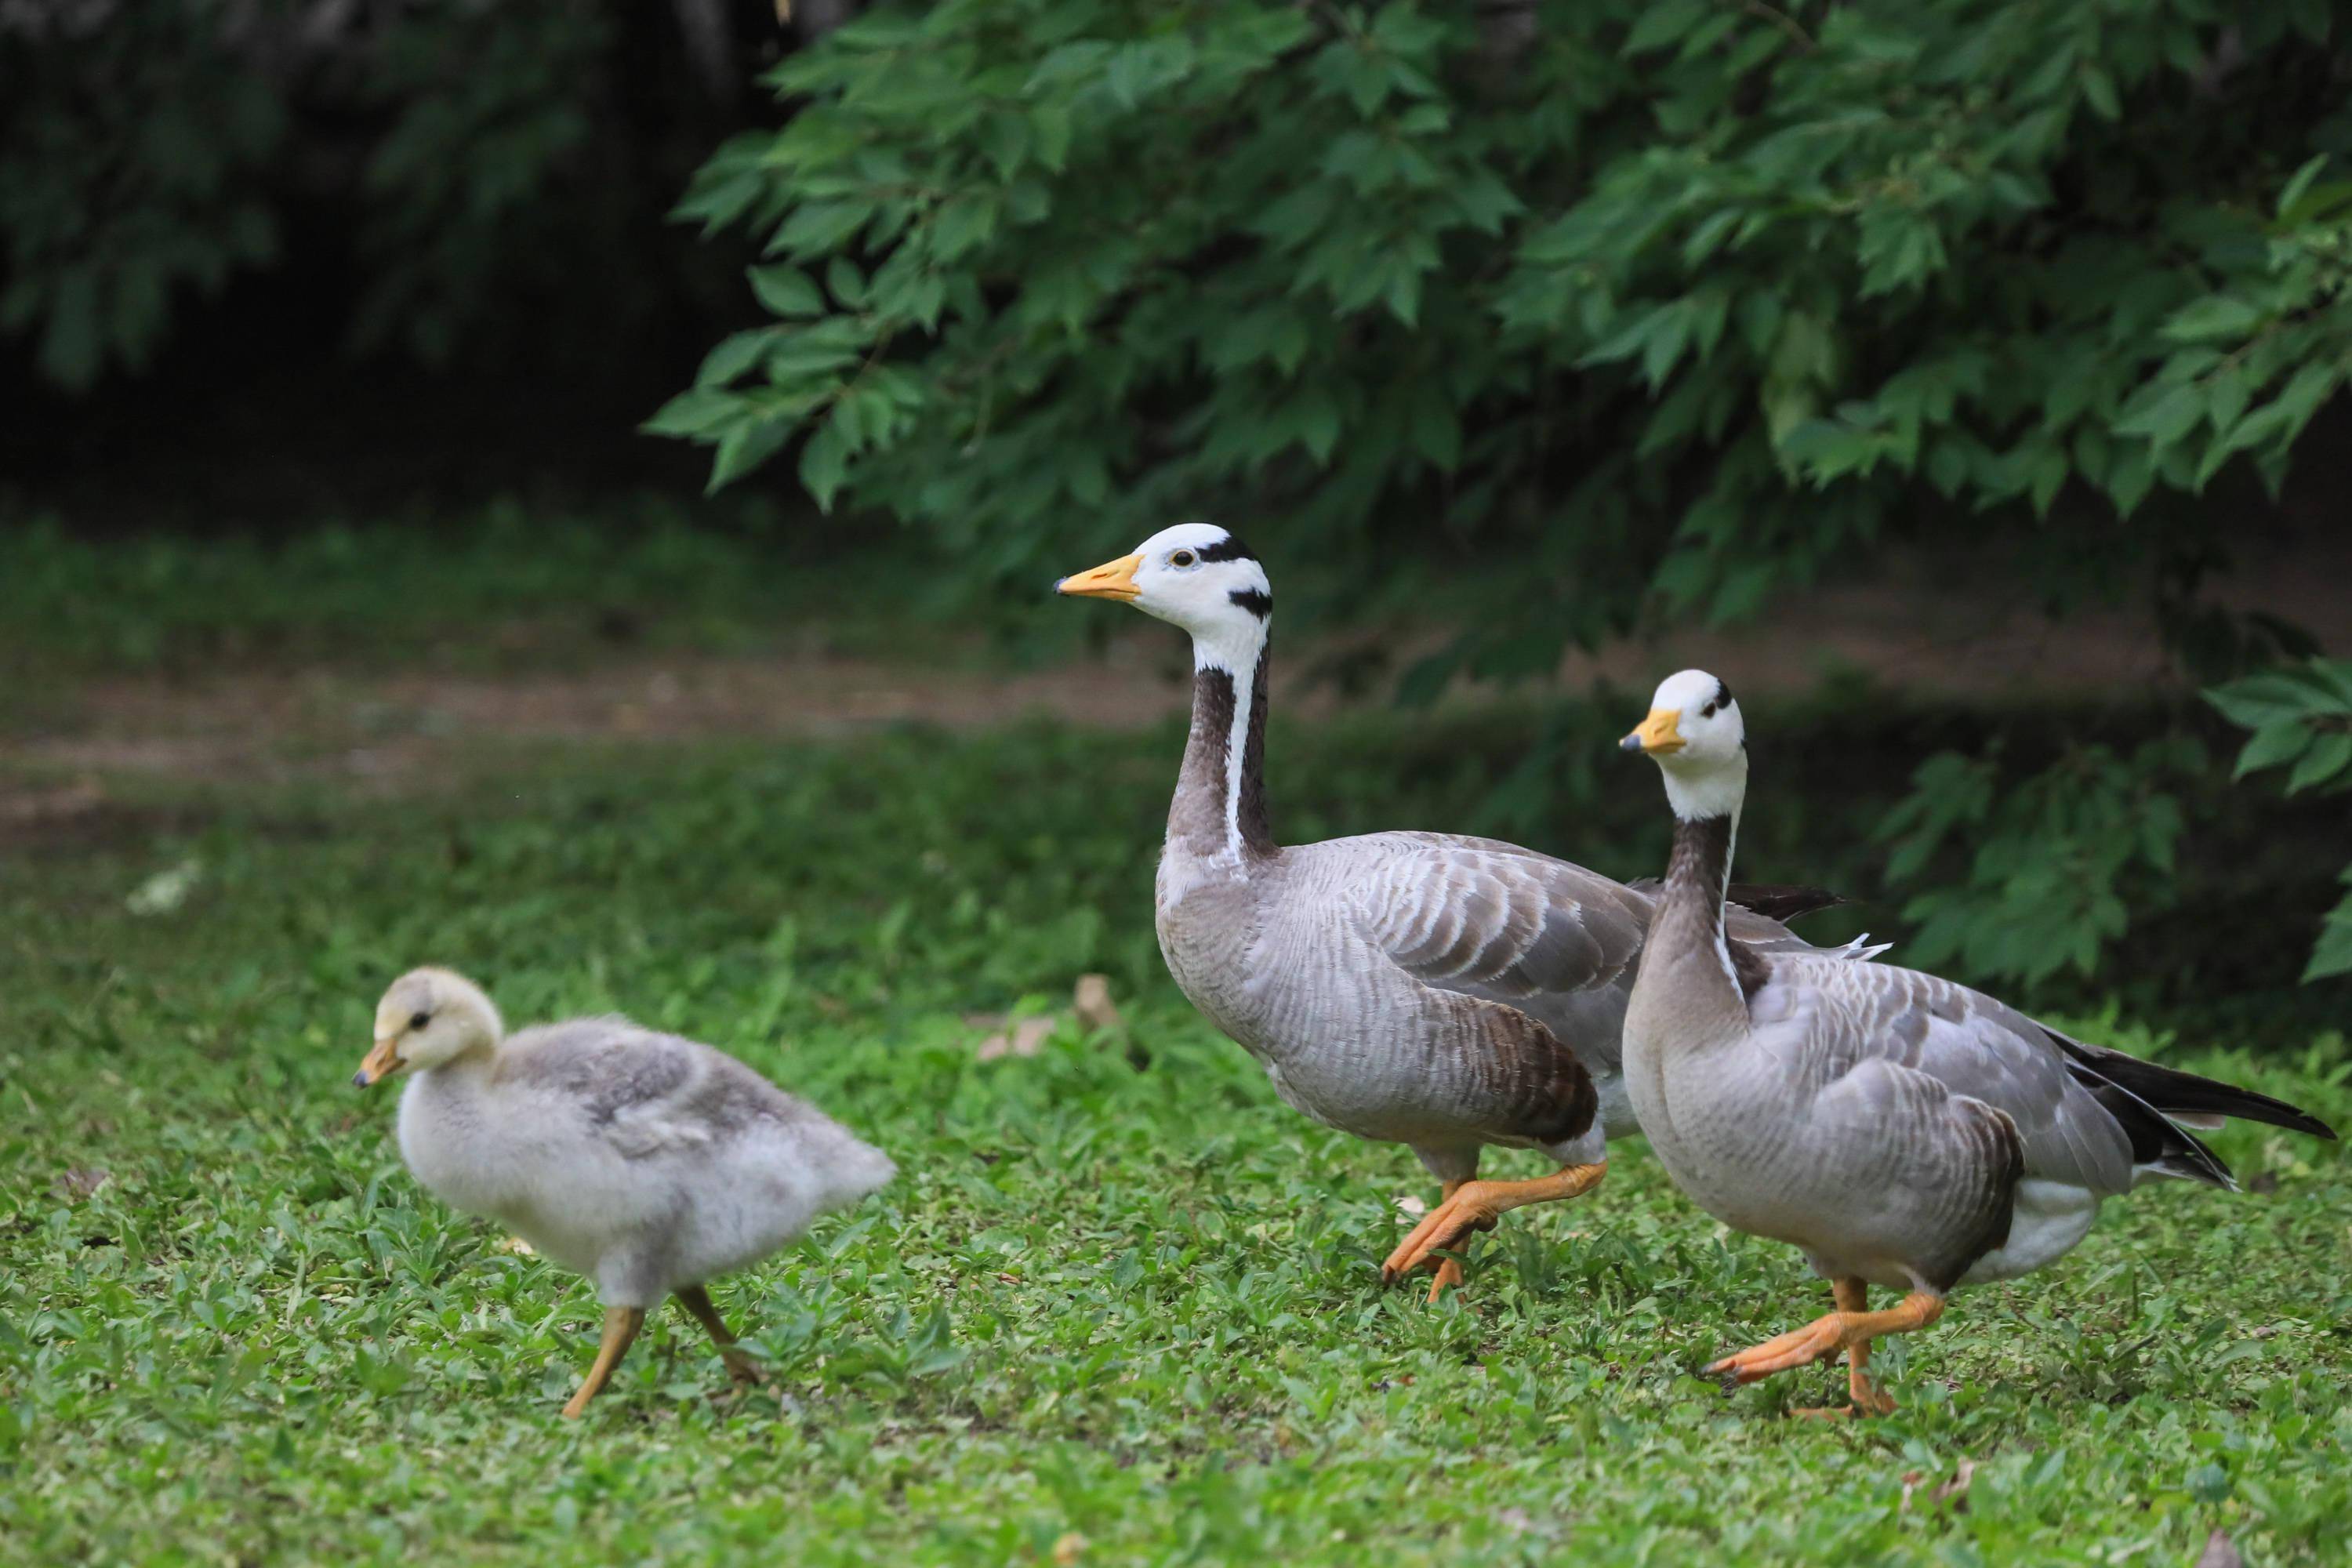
[
  {"xmin": 1626, "ymin": 878, "xmax": 1853, "ymax": 925},
  {"xmin": 2068, "ymin": 1073, "xmax": 2235, "ymax": 1189},
  {"xmin": 2046, "ymin": 1029, "xmax": 2339, "ymax": 1142},
  {"xmin": 1722, "ymin": 883, "xmax": 1853, "ymax": 924}
]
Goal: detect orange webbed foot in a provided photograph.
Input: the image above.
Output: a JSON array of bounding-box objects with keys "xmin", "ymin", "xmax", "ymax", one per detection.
[
  {"xmin": 1378, "ymin": 1163, "xmax": 1605, "ymax": 1290},
  {"xmin": 1705, "ymin": 1312, "xmax": 1850, "ymax": 1385},
  {"xmin": 1381, "ymin": 1185, "xmax": 1504, "ymax": 1283}
]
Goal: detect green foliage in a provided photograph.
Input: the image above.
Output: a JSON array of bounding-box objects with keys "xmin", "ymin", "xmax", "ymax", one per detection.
[
  {"xmin": 2209, "ymin": 659, "xmax": 2352, "ymax": 979},
  {"xmin": 0, "ymin": 5, "xmax": 284, "ymax": 388},
  {"xmin": 666, "ymin": 1, "xmax": 2351, "ymax": 622},
  {"xmin": 5, "ymin": 728, "xmax": 2350, "ymax": 1563},
  {"xmin": 1878, "ymin": 737, "xmax": 2203, "ymax": 985},
  {"xmin": 348, "ymin": 4, "xmax": 616, "ymax": 365},
  {"xmin": 0, "ymin": 3, "xmax": 725, "ymax": 390},
  {"xmin": 663, "ymin": 0, "xmax": 2352, "ymax": 988}
]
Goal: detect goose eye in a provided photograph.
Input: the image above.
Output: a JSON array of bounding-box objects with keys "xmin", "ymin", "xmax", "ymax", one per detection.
[
  {"xmin": 1700, "ymin": 700, "xmax": 1719, "ymax": 719},
  {"xmin": 1170, "ymin": 549, "xmax": 1196, "ymax": 568},
  {"xmin": 409, "ymin": 1011, "xmax": 431, "ymax": 1031}
]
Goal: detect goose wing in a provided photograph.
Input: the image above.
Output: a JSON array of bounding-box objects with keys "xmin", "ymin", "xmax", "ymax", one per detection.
[
  {"xmin": 1754, "ymin": 956, "xmax": 2139, "ymax": 1195},
  {"xmin": 1343, "ymin": 831, "xmax": 1648, "ymax": 1008},
  {"xmin": 1341, "ymin": 832, "xmax": 1846, "ymax": 1076},
  {"xmin": 501, "ymin": 1020, "xmax": 789, "ymax": 1161}
]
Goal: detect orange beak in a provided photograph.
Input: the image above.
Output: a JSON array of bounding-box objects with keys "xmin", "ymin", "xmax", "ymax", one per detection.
[
  {"xmin": 1054, "ymin": 553, "xmax": 1144, "ymax": 601},
  {"xmin": 353, "ymin": 1036, "xmax": 405, "ymax": 1088},
  {"xmin": 1621, "ymin": 708, "xmax": 1685, "ymax": 755}
]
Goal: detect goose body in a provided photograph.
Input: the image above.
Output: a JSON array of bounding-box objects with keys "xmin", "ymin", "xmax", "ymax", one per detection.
[
  {"xmin": 1619, "ymin": 670, "xmax": 2335, "ymax": 1412},
  {"xmin": 356, "ymin": 968, "xmax": 893, "ymax": 1415},
  {"xmin": 1058, "ymin": 525, "xmax": 1863, "ymax": 1293},
  {"xmin": 1157, "ymin": 825, "xmax": 1831, "ymax": 1160}
]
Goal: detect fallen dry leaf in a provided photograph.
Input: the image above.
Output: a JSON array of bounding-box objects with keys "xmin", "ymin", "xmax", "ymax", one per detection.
[
  {"xmin": 1052, "ymin": 1533, "xmax": 1087, "ymax": 1566},
  {"xmin": 1899, "ymin": 1458, "xmax": 1974, "ymax": 1514},
  {"xmin": 126, "ymin": 857, "xmax": 203, "ymax": 916},
  {"xmin": 2194, "ymin": 1530, "xmax": 2242, "ymax": 1568},
  {"xmin": 1395, "ymin": 1194, "xmax": 1428, "ymax": 1218},
  {"xmin": 976, "ymin": 1016, "xmax": 1054, "ymax": 1062},
  {"xmin": 52, "ymin": 1167, "xmax": 110, "ymax": 1201},
  {"xmin": 1073, "ymin": 973, "xmax": 1123, "ymax": 1032}
]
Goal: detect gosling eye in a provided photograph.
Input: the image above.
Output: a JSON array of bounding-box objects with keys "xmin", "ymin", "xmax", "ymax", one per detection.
[
  {"xmin": 1700, "ymin": 700, "xmax": 1720, "ymax": 719},
  {"xmin": 408, "ymin": 1011, "xmax": 431, "ymax": 1032},
  {"xmin": 1169, "ymin": 548, "xmax": 1197, "ymax": 568}
]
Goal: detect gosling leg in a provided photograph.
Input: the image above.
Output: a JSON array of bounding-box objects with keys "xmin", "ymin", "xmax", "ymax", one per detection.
[
  {"xmin": 561, "ymin": 1305, "xmax": 646, "ymax": 1419},
  {"xmin": 676, "ymin": 1283, "xmax": 763, "ymax": 1383}
]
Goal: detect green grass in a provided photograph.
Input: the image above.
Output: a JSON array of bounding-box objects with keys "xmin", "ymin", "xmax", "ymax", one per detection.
[
  {"xmin": 4, "ymin": 720, "xmax": 2349, "ymax": 1565},
  {"xmin": 0, "ymin": 499, "xmax": 1080, "ymax": 687}
]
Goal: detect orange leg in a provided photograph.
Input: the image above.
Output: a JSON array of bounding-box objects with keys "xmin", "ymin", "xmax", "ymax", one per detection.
[
  {"xmin": 1709, "ymin": 1280, "xmax": 1941, "ymax": 1417},
  {"xmin": 1789, "ymin": 1278, "xmax": 1899, "ymax": 1418},
  {"xmin": 1381, "ymin": 1163, "xmax": 1607, "ymax": 1287},
  {"xmin": 1424, "ymin": 1181, "xmax": 1468, "ymax": 1304},
  {"xmin": 561, "ymin": 1305, "xmax": 646, "ymax": 1419},
  {"xmin": 676, "ymin": 1283, "xmax": 763, "ymax": 1383}
]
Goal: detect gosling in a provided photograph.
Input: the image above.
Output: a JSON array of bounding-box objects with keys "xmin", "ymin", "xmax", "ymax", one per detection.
[{"xmin": 354, "ymin": 967, "xmax": 895, "ymax": 1417}]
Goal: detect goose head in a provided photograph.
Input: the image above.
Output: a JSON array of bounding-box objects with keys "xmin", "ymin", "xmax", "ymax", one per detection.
[
  {"xmin": 354, "ymin": 967, "xmax": 504, "ymax": 1087},
  {"xmin": 1056, "ymin": 523, "xmax": 1272, "ymax": 663},
  {"xmin": 1622, "ymin": 668, "xmax": 1748, "ymax": 821}
]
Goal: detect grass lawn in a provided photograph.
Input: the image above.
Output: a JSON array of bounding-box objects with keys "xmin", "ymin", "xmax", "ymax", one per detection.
[{"xmin": 4, "ymin": 719, "xmax": 2347, "ymax": 1565}]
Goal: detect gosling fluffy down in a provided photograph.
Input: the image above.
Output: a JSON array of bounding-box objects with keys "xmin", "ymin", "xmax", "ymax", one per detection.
[{"xmin": 355, "ymin": 967, "xmax": 892, "ymax": 1413}]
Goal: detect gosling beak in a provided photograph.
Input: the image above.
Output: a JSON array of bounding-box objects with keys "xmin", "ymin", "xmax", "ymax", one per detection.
[
  {"xmin": 1054, "ymin": 553, "xmax": 1144, "ymax": 601},
  {"xmin": 353, "ymin": 1036, "xmax": 405, "ymax": 1088},
  {"xmin": 1621, "ymin": 709, "xmax": 1685, "ymax": 755}
]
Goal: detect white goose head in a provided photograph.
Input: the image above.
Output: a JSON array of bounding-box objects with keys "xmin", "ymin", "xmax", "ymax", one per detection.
[
  {"xmin": 1623, "ymin": 668, "xmax": 1748, "ymax": 822},
  {"xmin": 354, "ymin": 967, "xmax": 505, "ymax": 1087},
  {"xmin": 1056, "ymin": 522, "xmax": 1272, "ymax": 669}
]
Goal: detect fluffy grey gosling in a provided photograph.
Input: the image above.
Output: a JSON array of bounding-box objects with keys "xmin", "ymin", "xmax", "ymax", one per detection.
[
  {"xmin": 354, "ymin": 967, "xmax": 895, "ymax": 1417},
  {"xmin": 1620, "ymin": 670, "xmax": 2334, "ymax": 1416}
]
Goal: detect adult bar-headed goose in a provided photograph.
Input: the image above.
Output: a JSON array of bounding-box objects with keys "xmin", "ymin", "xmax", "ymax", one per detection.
[
  {"xmin": 1621, "ymin": 670, "xmax": 2336, "ymax": 1414},
  {"xmin": 354, "ymin": 968, "xmax": 895, "ymax": 1417},
  {"xmin": 1056, "ymin": 524, "xmax": 1861, "ymax": 1298}
]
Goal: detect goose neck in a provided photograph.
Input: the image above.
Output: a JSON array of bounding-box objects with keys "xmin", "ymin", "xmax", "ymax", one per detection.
[
  {"xmin": 1170, "ymin": 624, "xmax": 1275, "ymax": 864},
  {"xmin": 1648, "ymin": 756, "xmax": 1750, "ymax": 1014}
]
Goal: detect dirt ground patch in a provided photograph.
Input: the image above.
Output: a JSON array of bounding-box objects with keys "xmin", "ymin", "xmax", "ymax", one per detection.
[{"xmin": 4, "ymin": 542, "xmax": 2343, "ymax": 844}]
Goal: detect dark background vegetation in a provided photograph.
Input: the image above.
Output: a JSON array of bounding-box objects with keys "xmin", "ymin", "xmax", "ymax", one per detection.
[{"xmin": 5, "ymin": 0, "xmax": 2350, "ymax": 1032}]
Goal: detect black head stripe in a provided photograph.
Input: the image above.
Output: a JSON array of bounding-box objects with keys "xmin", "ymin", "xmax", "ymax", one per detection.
[
  {"xmin": 1229, "ymin": 587, "xmax": 1272, "ymax": 619},
  {"xmin": 1194, "ymin": 533, "xmax": 1256, "ymax": 564},
  {"xmin": 1715, "ymin": 677, "xmax": 1733, "ymax": 709}
]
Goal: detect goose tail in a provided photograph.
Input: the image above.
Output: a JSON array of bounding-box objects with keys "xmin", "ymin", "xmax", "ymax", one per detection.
[
  {"xmin": 1724, "ymin": 882, "xmax": 1852, "ymax": 924},
  {"xmin": 2046, "ymin": 1029, "xmax": 2337, "ymax": 1143}
]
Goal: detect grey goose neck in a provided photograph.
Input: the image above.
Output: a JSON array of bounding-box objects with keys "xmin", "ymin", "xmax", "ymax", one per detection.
[
  {"xmin": 1648, "ymin": 808, "xmax": 1770, "ymax": 1012},
  {"xmin": 1171, "ymin": 640, "xmax": 1276, "ymax": 862}
]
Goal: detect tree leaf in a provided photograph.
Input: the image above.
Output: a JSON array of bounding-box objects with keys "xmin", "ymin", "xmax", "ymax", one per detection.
[
  {"xmin": 2160, "ymin": 296, "xmax": 2263, "ymax": 344},
  {"xmin": 2302, "ymin": 896, "xmax": 2352, "ymax": 982},
  {"xmin": 748, "ymin": 265, "xmax": 825, "ymax": 319},
  {"xmin": 2284, "ymin": 731, "xmax": 2352, "ymax": 794},
  {"xmin": 642, "ymin": 387, "xmax": 742, "ymax": 438},
  {"xmin": 799, "ymin": 421, "xmax": 851, "ymax": 511},
  {"xmin": 2233, "ymin": 718, "xmax": 2314, "ymax": 780},
  {"xmin": 706, "ymin": 416, "xmax": 792, "ymax": 493}
]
